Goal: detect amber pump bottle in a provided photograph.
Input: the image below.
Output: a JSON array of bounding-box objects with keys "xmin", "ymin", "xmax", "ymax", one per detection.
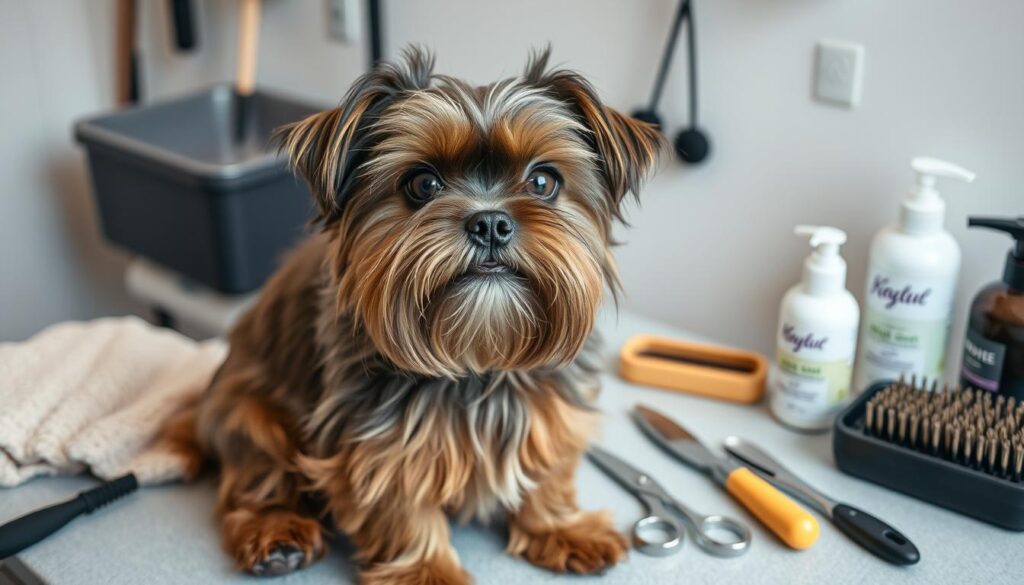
[{"xmin": 960, "ymin": 217, "xmax": 1024, "ymax": 399}]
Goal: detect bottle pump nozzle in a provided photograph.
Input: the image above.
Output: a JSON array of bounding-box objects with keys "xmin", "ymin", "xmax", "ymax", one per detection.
[
  {"xmin": 795, "ymin": 225, "xmax": 848, "ymax": 295},
  {"xmin": 903, "ymin": 157, "xmax": 976, "ymax": 234},
  {"xmin": 968, "ymin": 216, "xmax": 1024, "ymax": 290},
  {"xmin": 912, "ymin": 157, "xmax": 976, "ymax": 191},
  {"xmin": 796, "ymin": 224, "xmax": 847, "ymax": 251}
]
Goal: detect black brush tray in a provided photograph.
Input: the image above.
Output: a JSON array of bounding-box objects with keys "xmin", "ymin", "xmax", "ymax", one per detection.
[{"xmin": 834, "ymin": 382, "xmax": 1024, "ymax": 530}]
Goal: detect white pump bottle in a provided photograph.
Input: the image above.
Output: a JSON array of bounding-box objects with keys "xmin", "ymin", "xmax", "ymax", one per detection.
[
  {"xmin": 770, "ymin": 226, "xmax": 860, "ymax": 432},
  {"xmin": 853, "ymin": 157, "xmax": 975, "ymax": 393}
]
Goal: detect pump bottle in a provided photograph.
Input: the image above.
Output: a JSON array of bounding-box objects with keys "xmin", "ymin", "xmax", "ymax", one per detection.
[
  {"xmin": 853, "ymin": 157, "xmax": 975, "ymax": 392},
  {"xmin": 770, "ymin": 226, "xmax": 860, "ymax": 432},
  {"xmin": 960, "ymin": 217, "xmax": 1024, "ymax": 399}
]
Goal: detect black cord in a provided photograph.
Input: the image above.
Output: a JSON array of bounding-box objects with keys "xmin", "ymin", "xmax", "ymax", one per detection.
[
  {"xmin": 647, "ymin": 0, "xmax": 687, "ymax": 112},
  {"xmin": 685, "ymin": 0, "xmax": 698, "ymax": 125},
  {"xmin": 646, "ymin": 0, "xmax": 698, "ymax": 125},
  {"xmin": 367, "ymin": 0, "xmax": 383, "ymax": 69}
]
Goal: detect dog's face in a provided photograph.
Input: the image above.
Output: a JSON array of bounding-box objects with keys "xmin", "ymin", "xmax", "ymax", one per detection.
[{"xmin": 280, "ymin": 49, "xmax": 661, "ymax": 378}]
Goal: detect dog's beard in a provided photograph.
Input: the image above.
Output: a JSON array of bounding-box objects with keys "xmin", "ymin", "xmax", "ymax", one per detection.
[
  {"xmin": 428, "ymin": 273, "xmax": 539, "ymax": 373},
  {"xmin": 336, "ymin": 197, "xmax": 606, "ymax": 378}
]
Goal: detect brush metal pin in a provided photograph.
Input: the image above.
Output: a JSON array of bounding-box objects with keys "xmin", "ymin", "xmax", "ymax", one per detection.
[
  {"xmin": 987, "ymin": 434, "xmax": 998, "ymax": 471},
  {"xmin": 1014, "ymin": 442, "xmax": 1024, "ymax": 482},
  {"xmin": 950, "ymin": 424, "xmax": 961, "ymax": 462},
  {"xmin": 964, "ymin": 427, "xmax": 975, "ymax": 463},
  {"xmin": 999, "ymin": 440, "xmax": 1010, "ymax": 476},
  {"xmin": 909, "ymin": 412, "xmax": 920, "ymax": 447},
  {"xmin": 975, "ymin": 433, "xmax": 986, "ymax": 469}
]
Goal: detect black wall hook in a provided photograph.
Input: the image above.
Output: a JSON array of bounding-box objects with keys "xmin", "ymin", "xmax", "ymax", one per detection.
[{"xmin": 633, "ymin": 0, "xmax": 710, "ymax": 164}]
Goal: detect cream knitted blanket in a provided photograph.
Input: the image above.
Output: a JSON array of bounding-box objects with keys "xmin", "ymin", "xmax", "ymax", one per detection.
[{"xmin": 0, "ymin": 317, "xmax": 226, "ymax": 487}]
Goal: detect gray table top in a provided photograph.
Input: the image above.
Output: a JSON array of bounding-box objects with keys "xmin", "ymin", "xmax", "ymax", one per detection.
[{"xmin": 1, "ymin": 310, "xmax": 1018, "ymax": 584}]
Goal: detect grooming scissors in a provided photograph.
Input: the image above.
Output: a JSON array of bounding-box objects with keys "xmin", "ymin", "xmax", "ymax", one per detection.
[{"xmin": 587, "ymin": 445, "xmax": 751, "ymax": 557}]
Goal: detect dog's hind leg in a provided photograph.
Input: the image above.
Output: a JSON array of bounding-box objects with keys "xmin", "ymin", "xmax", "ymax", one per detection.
[{"xmin": 199, "ymin": 366, "xmax": 325, "ymax": 576}]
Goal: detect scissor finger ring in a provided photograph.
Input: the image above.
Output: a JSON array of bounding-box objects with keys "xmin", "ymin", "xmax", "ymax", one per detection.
[
  {"xmin": 632, "ymin": 515, "xmax": 683, "ymax": 556},
  {"xmin": 691, "ymin": 514, "xmax": 752, "ymax": 557}
]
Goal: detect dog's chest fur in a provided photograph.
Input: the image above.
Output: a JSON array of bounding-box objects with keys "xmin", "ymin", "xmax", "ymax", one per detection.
[{"xmin": 265, "ymin": 238, "xmax": 604, "ymax": 522}]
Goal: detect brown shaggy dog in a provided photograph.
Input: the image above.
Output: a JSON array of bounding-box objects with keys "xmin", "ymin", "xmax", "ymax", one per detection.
[{"xmin": 161, "ymin": 47, "xmax": 661, "ymax": 584}]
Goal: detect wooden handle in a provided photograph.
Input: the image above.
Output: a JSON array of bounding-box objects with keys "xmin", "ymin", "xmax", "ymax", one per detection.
[
  {"xmin": 115, "ymin": 0, "xmax": 137, "ymax": 105},
  {"xmin": 724, "ymin": 467, "xmax": 820, "ymax": 550},
  {"xmin": 235, "ymin": 0, "xmax": 261, "ymax": 96}
]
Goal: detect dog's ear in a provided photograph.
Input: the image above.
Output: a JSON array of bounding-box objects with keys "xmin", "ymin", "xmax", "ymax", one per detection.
[
  {"xmin": 276, "ymin": 46, "xmax": 435, "ymax": 223},
  {"xmin": 524, "ymin": 49, "xmax": 663, "ymax": 218}
]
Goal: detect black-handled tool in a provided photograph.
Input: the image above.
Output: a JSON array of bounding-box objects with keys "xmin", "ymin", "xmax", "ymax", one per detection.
[
  {"xmin": 0, "ymin": 474, "xmax": 138, "ymax": 560},
  {"xmin": 723, "ymin": 437, "xmax": 919, "ymax": 565},
  {"xmin": 831, "ymin": 504, "xmax": 917, "ymax": 565}
]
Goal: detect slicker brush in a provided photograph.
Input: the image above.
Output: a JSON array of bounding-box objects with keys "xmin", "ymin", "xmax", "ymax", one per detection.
[
  {"xmin": 834, "ymin": 379, "xmax": 1024, "ymax": 530},
  {"xmin": 864, "ymin": 375, "xmax": 1024, "ymax": 482}
]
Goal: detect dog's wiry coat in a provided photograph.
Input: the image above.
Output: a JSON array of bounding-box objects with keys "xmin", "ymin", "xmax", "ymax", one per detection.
[{"xmin": 160, "ymin": 47, "xmax": 661, "ymax": 583}]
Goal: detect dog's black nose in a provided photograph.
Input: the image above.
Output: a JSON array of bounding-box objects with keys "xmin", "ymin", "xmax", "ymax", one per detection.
[{"xmin": 465, "ymin": 211, "xmax": 515, "ymax": 249}]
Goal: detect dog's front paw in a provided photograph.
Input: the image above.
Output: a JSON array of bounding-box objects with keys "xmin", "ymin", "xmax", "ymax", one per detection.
[
  {"xmin": 360, "ymin": 556, "xmax": 472, "ymax": 585},
  {"xmin": 509, "ymin": 511, "xmax": 628, "ymax": 575},
  {"xmin": 225, "ymin": 509, "xmax": 325, "ymax": 576}
]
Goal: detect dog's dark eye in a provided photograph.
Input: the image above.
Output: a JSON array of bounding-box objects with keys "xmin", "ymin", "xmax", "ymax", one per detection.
[
  {"xmin": 406, "ymin": 172, "xmax": 443, "ymax": 203},
  {"xmin": 525, "ymin": 169, "xmax": 560, "ymax": 200}
]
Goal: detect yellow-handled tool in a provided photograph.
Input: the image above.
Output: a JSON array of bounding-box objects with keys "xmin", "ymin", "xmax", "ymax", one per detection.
[{"xmin": 634, "ymin": 405, "xmax": 820, "ymax": 550}]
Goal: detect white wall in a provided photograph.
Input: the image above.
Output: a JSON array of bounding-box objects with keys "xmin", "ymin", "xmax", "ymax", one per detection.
[
  {"xmin": 2, "ymin": 1, "xmax": 1021, "ymax": 381},
  {"xmin": 0, "ymin": 0, "xmax": 139, "ymax": 341}
]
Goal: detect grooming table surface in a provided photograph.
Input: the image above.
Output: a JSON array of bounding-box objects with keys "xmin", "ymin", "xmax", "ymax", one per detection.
[{"xmin": 2, "ymin": 311, "xmax": 1016, "ymax": 584}]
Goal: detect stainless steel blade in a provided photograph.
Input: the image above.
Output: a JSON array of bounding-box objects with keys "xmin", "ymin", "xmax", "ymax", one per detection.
[
  {"xmin": 587, "ymin": 445, "xmax": 649, "ymax": 490},
  {"xmin": 587, "ymin": 446, "xmax": 672, "ymax": 506},
  {"xmin": 721, "ymin": 435, "xmax": 789, "ymax": 478},
  {"xmin": 722, "ymin": 436, "xmax": 835, "ymax": 514},
  {"xmin": 633, "ymin": 404, "xmax": 733, "ymax": 480}
]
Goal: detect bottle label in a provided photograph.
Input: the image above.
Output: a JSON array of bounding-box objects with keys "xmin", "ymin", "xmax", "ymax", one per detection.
[
  {"xmin": 770, "ymin": 323, "xmax": 856, "ymax": 428},
  {"xmin": 855, "ymin": 272, "xmax": 954, "ymax": 389},
  {"xmin": 961, "ymin": 329, "xmax": 1006, "ymax": 392}
]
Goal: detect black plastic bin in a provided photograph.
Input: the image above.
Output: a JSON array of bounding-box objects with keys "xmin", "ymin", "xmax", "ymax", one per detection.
[{"xmin": 75, "ymin": 85, "xmax": 323, "ymax": 294}]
